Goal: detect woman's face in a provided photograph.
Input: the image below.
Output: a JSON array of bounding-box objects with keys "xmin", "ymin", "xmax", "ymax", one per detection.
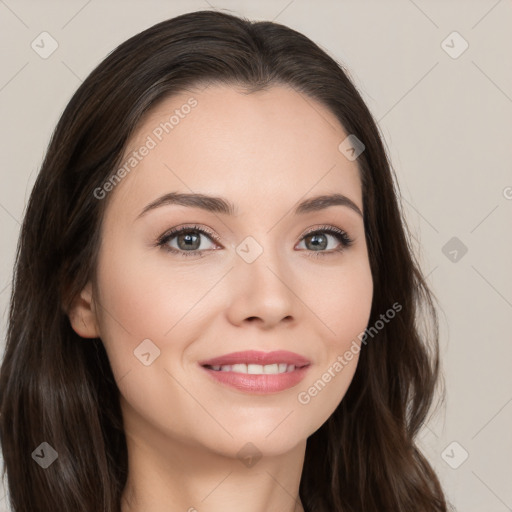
[{"xmin": 79, "ymin": 84, "xmax": 373, "ymax": 458}]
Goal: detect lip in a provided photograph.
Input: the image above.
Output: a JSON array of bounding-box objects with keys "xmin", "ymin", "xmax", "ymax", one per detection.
[
  {"xmin": 198, "ymin": 350, "xmax": 310, "ymax": 367},
  {"xmin": 198, "ymin": 350, "xmax": 311, "ymax": 394}
]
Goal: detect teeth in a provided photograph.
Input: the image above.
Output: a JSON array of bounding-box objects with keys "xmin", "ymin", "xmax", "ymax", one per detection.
[
  {"xmin": 263, "ymin": 364, "xmax": 278, "ymax": 374},
  {"xmin": 247, "ymin": 364, "xmax": 263, "ymax": 374},
  {"xmin": 209, "ymin": 363, "xmax": 297, "ymax": 374}
]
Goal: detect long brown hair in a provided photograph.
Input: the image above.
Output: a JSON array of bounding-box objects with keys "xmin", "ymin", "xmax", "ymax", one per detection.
[{"xmin": 0, "ymin": 10, "xmax": 450, "ymax": 511}]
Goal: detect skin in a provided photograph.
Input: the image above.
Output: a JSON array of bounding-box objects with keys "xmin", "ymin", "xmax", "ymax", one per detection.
[{"xmin": 69, "ymin": 84, "xmax": 373, "ymax": 512}]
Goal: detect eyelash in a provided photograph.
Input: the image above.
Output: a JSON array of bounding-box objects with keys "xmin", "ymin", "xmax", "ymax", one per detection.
[{"xmin": 155, "ymin": 224, "xmax": 354, "ymax": 259}]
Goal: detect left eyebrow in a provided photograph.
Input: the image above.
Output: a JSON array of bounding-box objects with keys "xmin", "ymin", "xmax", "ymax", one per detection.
[
  {"xmin": 136, "ymin": 192, "xmax": 363, "ymax": 220},
  {"xmin": 295, "ymin": 193, "xmax": 363, "ymax": 217}
]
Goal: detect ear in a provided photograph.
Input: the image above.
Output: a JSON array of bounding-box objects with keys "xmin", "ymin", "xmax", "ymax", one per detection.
[{"xmin": 67, "ymin": 281, "xmax": 100, "ymax": 338}]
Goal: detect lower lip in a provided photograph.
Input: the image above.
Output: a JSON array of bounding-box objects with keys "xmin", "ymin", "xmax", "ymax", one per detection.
[{"xmin": 200, "ymin": 365, "xmax": 310, "ymax": 394}]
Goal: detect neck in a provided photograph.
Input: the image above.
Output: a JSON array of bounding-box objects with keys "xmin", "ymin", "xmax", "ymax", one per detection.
[{"xmin": 120, "ymin": 425, "xmax": 307, "ymax": 512}]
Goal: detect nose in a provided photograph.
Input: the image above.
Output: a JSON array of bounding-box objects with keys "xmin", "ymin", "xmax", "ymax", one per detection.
[{"xmin": 224, "ymin": 244, "xmax": 298, "ymax": 330}]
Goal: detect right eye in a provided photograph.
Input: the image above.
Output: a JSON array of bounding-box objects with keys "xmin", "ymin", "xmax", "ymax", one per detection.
[{"xmin": 156, "ymin": 224, "xmax": 221, "ymax": 257}]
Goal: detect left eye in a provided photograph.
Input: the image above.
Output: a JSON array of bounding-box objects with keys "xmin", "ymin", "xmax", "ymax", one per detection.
[{"xmin": 297, "ymin": 229, "xmax": 349, "ymax": 252}]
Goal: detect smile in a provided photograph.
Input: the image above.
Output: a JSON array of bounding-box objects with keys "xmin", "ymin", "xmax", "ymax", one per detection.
[{"xmin": 204, "ymin": 363, "xmax": 301, "ymax": 374}]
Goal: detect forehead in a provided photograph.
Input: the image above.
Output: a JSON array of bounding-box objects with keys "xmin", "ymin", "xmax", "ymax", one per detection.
[{"xmin": 106, "ymin": 84, "xmax": 363, "ymax": 219}]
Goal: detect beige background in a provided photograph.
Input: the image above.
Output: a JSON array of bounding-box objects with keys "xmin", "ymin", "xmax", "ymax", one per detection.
[{"xmin": 1, "ymin": 1, "xmax": 511, "ymax": 511}]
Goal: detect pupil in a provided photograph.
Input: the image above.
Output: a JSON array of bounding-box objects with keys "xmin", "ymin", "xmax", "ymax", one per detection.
[
  {"xmin": 308, "ymin": 234, "xmax": 326, "ymax": 251},
  {"xmin": 179, "ymin": 232, "xmax": 200, "ymax": 250}
]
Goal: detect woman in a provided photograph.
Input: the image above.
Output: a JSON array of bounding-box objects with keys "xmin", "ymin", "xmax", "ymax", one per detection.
[{"xmin": 0, "ymin": 10, "xmax": 450, "ymax": 512}]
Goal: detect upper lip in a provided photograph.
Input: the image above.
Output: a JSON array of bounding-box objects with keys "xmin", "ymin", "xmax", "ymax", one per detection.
[{"xmin": 198, "ymin": 350, "xmax": 311, "ymax": 368}]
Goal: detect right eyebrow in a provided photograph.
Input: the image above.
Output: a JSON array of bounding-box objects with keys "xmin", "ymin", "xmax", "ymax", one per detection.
[{"xmin": 136, "ymin": 192, "xmax": 237, "ymax": 219}]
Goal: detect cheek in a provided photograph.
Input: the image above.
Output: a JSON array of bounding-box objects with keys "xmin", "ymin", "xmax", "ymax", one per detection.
[
  {"xmin": 303, "ymin": 258, "xmax": 373, "ymax": 347},
  {"xmin": 92, "ymin": 244, "xmax": 176, "ymax": 374},
  {"xmin": 92, "ymin": 239, "xmax": 232, "ymax": 387},
  {"xmin": 94, "ymin": 243, "xmax": 206, "ymax": 339},
  {"xmin": 294, "ymin": 258, "xmax": 372, "ymax": 416}
]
